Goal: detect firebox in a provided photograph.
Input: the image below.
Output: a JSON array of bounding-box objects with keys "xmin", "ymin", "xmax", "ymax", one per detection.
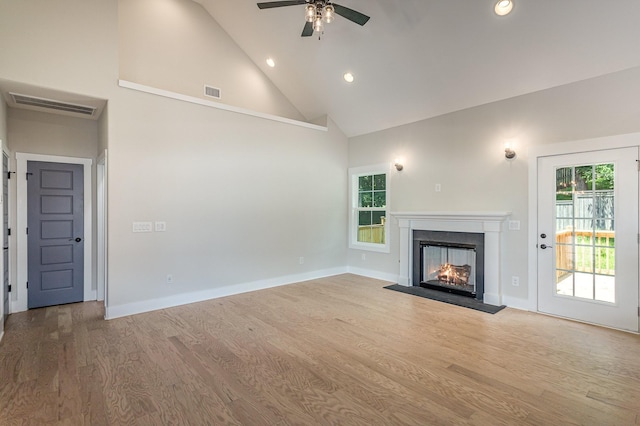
[
  {"xmin": 412, "ymin": 230, "xmax": 485, "ymax": 300},
  {"xmin": 420, "ymin": 242, "xmax": 476, "ymax": 296}
]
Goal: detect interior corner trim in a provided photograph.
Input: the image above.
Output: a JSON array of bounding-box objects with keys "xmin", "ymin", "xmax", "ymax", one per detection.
[{"xmin": 118, "ymin": 80, "xmax": 328, "ymax": 132}]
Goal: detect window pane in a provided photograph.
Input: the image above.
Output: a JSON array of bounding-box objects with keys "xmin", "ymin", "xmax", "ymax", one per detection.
[
  {"xmin": 359, "ymin": 192, "xmax": 372, "ymax": 208},
  {"xmin": 595, "ymin": 247, "xmax": 615, "ymax": 275},
  {"xmin": 556, "ymin": 227, "xmax": 574, "ymax": 245},
  {"xmin": 574, "ymin": 195, "xmax": 593, "ymax": 218},
  {"xmin": 372, "ymin": 211, "xmax": 385, "ymax": 225},
  {"xmin": 373, "ymin": 174, "xmax": 386, "ymax": 190},
  {"xmin": 359, "ymin": 211, "xmax": 372, "ymax": 226},
  {"xmin": 575, "ymin": 245, "xmax": 594, "ymax": 274},
  {"xmin": 556, "ymin": 270, "xmax": 574, "ymax": 296},
  {"xmin": 373, "ymin": 191, "xmax": 386, "ymax": 208},
  {"xmin": 594, "ymin": 193, "xmax": 614, "ymax": 220},
  {"xmin": 556, "ymin": 167, "xmax": 573, "ymax": 194},
  {"xmin": 575, "ymin": 165, "xmax": 593, "ymax": 192},
  {"xmin": 595, "ymin": 164, "xmax": 614, "ymax": 191},
  {"xmin": 556, "ymin": 244, "xmax": 574, "ymax": 271},
  {"xmin": 359, "ymin": 175, "xmax": 372, "ymax": 191}
]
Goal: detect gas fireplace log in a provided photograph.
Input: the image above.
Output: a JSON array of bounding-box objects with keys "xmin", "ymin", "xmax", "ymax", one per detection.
[{"xmin": 437, "ymin": 264, "xmax": 471, "ymax": 286}]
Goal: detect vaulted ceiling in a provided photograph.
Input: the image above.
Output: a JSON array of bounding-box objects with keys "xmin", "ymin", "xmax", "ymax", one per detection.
[{"xmin": 194, "ymin": 0, "xmax": 640, "ymax": 137}]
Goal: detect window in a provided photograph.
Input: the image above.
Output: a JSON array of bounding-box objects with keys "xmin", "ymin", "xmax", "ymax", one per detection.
[{"xmin": 349, "ymin": 164, "xmax": 390, "ymax": 252}]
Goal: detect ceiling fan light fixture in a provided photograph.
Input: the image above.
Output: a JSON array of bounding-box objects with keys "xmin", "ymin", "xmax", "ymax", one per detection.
[
  {"xmin": 266, "ymin": 57, "xmax": 275, "ymax": 67},
  {"xmin": 313, "ymin": 16, "xmax": 323, "ymax": 32},
  {"xmin": 305, "ymin": 4, "xmax": 315, "ymax": 22},
  {"xmin": 494, "ymin": 0, "xmax": 514, "ymax": 16},
  {"xmin": 343, "ymin": 72, "xmax": 354, "ymax": 83},
  {"xmin": 324, "ymin": 5, "xmax": 334, "ymax": 23}
]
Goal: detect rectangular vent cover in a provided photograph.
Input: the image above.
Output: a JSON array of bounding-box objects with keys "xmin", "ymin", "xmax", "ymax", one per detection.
[
  {"xmin": 204, "ymin": 85, "xmax": 221, "ymax": 99},
  {"xmin": 10, "ymin": 92, "xmax": 96, "ymax": 116}
]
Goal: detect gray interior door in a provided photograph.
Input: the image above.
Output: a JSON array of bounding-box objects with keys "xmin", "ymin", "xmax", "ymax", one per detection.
[
  {"xmin": 27, "ymin": 161, "xmax": 84, "ymax": 309},
  {"xmin": 3, "ymin": 153, "xmax": 8, "ymax": 321}
]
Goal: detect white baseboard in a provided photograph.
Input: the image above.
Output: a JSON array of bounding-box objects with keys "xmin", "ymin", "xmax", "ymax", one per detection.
[
  {"xmin": 105, "ymin": 266, "xmax": 348, "ymax": 320},
  {"xmin": 483, "ymin": 293, "xmax": 501, "ymax": 306},
  {"xmin": 501, "ymin": 295, "xmax": 532, "ymax": 311},
  {"xmin": 346, "ymin": 266, "xmax": 397, "ymax": 284},
  {"xmin": 0, "ymin": 330, "xmax": 4, "ymax": 342}
]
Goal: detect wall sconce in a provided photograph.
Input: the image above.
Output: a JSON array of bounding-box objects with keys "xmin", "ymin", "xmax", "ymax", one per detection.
[
  {"xmin": 394, "ymin": 159, "xmax": 404, "ymax": 171},
  {"xmin": 504, "ymin": 142, "xmax": 516, "ymax": 160}
]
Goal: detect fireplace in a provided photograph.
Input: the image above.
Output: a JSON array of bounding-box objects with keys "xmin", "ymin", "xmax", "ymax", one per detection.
[
  {"xmin": 392, "ymin": 211, "xmax": 509, "ymax": 305},
  {"xmin": 421, "ymin": 242, "xmax": 476, "ymax": 295},
  {"xmin": 413, "ymin": 230, "xmax": 485, "ymax": 300}
]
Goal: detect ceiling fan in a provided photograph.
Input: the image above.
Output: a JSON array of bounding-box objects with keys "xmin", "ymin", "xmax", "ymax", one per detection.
[{"xmin": 257, "ymin": 0, "xmax": 370, "ymax": 37}]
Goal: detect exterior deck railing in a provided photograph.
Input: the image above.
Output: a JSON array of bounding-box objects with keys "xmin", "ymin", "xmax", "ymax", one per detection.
[{"xmin": 556, "ymin": 229, "xmax": 615, "ymax": 275}]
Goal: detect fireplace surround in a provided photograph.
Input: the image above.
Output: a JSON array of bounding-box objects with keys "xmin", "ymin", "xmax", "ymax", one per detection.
[{"xmin": 392, "ymin": 211, "xmax": 510, "ymax": 305}]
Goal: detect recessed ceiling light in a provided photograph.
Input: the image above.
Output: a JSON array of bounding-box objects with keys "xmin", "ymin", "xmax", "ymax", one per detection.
[
  {"xmin": 266, "ymin": 58, "xmax": 275, "ymax": 68},
  {"xmin": 343, "ymin": 72, "xmax": 354, "ymax": 83},
  {"xmin": 494, "ymin": 0, "xmax": 513, "ymax": 16}
]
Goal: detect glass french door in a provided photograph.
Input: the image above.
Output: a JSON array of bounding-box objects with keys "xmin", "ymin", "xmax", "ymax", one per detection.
[{"xmin": 537, "ymin": 147, "xmax": 639, "ymax": 332}]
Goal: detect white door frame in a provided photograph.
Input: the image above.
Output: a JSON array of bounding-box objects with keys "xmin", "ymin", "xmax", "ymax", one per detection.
[
  {"xmin": 0, "ymin": 140, "xmax": 5, "ymax": 335},
  {"xmin": 528, "ymin": 132, "xmax": 640, "ymax": 315},
  {"xmin": 97, "ymin": 150, "xmax": 107, "ymax": 305},
  {"xmin": 13, "ymin": 152, "xmax": 93, "ymax": 313}
]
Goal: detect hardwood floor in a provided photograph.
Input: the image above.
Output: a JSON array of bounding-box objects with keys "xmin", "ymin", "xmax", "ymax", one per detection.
[{"xmin": 1, "ymin": 274, "xmax": 639, "ymax": 425}]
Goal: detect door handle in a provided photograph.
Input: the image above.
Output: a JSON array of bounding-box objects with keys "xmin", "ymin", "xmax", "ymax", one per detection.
[
  {"xmin": 69, "ymin": 237, "xmax": 82, "ymax": 242},
  {"xmin": 540, "ymin": 244, "xmax": 553, "ymax": 249}
]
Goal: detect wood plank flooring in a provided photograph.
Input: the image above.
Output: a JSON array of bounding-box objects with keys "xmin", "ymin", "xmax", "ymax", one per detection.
[{"xmin": 1, "ymin": 274, "xmax": 639, "ymax": 425}]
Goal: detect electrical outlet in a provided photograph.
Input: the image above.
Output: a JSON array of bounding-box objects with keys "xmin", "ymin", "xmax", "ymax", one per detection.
[
  {"xmin": 512, "ymin": 276, "xmax": 520, "ymax": 287},
  {"xmin": 299, "ymin": 257, "xmax": 304, "ymax": 265},
  {"xmin": 166, "ymin": 274, "xmax": 173, "ymax": 284},
  {"xmin": 508, "ymin": 220, "xmax": 521, "ymax": 231},
  {"xmin": 155, "ymin": 221, "xmax": 167, "ymax": 232},
  {"xmin": 435, "ymin": 183, "xmax": 442, "ymax": 192}
]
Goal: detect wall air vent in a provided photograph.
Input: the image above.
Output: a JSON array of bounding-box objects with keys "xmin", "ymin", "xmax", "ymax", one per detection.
[
  {"xmin": 9, "ymin": 92, "xmax": 97, "ymax": 116},
  {"xmin": 204, "ymin": 85, "xmax": 221, "ymax": 99}
]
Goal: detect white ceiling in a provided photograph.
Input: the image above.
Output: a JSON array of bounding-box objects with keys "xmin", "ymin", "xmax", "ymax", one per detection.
[{"xmin": 194, "ymin": 0, "xmax": 640, "ymax": 137}]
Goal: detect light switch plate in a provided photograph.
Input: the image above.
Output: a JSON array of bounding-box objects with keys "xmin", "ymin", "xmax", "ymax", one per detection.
[
  {"xmin": 133, "ymin": 222, "xmax": 152, "ymax": 233},
  {"xmin": 155, "ymin": 221, "xmax": 167, "ymax": 232},
  {"xmin": 508, "ymin": 220, "xmax": 521, "ymax": 231}
]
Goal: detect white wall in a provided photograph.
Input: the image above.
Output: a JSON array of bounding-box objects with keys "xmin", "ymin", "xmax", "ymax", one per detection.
[
  {"xmin": 119, "ymin": 0, "xmax": 305, "ymax": 123},
  {"xmin": 348, "ymin": 65, "xmax": 640, "ymax": 306},
  {"xmin": 0, "ymin": 0, "xmax": 348, "ymax": 317},
  {"xmin": 107, "ymin": 91, "xmax": 347, "ymax": 311}
]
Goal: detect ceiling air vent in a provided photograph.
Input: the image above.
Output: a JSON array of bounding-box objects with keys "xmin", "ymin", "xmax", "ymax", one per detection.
[
  {"xmin": 10, "ymin": 92, "xmax": 96, "ymax": 116},
  {"xmin": 204, "ymin": 85, "xmax": 221, "ymax": 99}
]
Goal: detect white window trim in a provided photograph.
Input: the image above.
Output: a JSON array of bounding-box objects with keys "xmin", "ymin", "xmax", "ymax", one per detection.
[{"xmin": 348, "ymin": 163, "xmax": 391, "ymax": 253}]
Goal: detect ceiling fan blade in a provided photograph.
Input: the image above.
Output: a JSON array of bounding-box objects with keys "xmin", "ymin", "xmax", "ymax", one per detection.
[
  {"xmin": 332, "ymin": 3, "xmax": 370, "ymax": 26},
  {"xmin": 301, "ymin": 21, "xmax": 314, "ymax": 37},
  {"xmin": 257, "ymin": 0, "xmax": 307, "ymax": 9}
]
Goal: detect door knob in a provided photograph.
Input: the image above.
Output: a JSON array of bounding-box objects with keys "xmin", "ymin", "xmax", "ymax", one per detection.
[
  {"xmin": 69, "ymin": 237, "xmax": 82, "ymax": 242},
  {"xmin": 540, "ymin": 244, "xmax": 552, "ymax": 249}
]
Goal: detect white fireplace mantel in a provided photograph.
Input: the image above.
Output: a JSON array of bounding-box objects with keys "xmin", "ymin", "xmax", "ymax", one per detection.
[{"xmin": 391, "ymin": 211, "xmax": 511, "ymax": 306}]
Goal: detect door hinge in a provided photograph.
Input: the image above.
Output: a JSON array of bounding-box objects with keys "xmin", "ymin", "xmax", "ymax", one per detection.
[
  {"xmin": 7, "ymin": 284, "xmax": 11, "ymax": 292},
  {"xmin": 26, "ymin": 227, "xmax": 28, "ymax": 235},
  {"xmin": 26, "ymin": 172, "xmax": 33, "ymax": 180},
  {"xmin": 26, "ymin": 281, "xmax": 28, "ymax": 289},
  {"xmin": 7, "ymin": 228, "xmax": 10, "ymax": 236},
  {"xmin": 6, "ymin": 171, "xmax": 14, "ymax": 179}
]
